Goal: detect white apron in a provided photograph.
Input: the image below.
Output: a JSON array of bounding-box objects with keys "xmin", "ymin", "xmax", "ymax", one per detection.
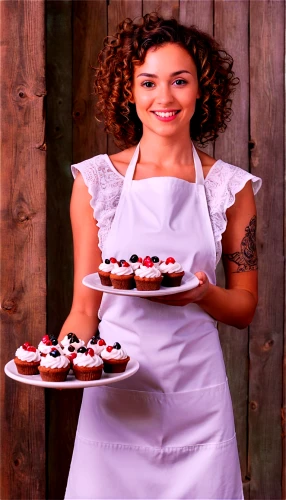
[{"xmin": 65, "ymin": 144, "xmax": 244, "ymax": 500}]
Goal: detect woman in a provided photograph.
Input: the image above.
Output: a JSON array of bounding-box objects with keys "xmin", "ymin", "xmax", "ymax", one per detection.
[{"xmin": 61, "ymin": 13, "xmax": 261, "ymax": 499}]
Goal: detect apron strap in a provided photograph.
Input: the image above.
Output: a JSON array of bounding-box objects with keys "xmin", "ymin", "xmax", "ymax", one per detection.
[
  {"xmin": 123, "ymin": 142, "xmax": 204, "ymax": 190},
  {"xmin": 122, "ymin": 143, "xmax": 140, "ymax": 193},
  {"xmin": 192, "ymin": 144, "xmax": 205, "ymax": 185}
]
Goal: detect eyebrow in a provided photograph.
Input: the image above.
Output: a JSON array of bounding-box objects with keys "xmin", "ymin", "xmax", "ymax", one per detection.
[{"xmin": 136, "ymin": 70, "xmax": 192, "ymax": 78}]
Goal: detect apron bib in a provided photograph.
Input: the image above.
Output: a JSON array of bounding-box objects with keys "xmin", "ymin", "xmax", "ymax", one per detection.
[{"xmin": 65, "ymin": 144, "xmax": 243, "ymax": 499}]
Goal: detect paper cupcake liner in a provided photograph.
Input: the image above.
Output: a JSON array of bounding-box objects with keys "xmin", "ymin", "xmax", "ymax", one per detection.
[
  {"xmin": 134, "ymin": 276, "xmax": 163, "ymax": 291},
  {"xmin": 14, "ymin": 358, "xmax": 40, "ymax": 375},
  {"xmin": 161, "ymin": 271, "xmax": 185, "ymax": 287},
  {"xmin": 103, "ymin": 356, "xmax": 130, "ymax": 373},
  {"xmin": 110, "ymin": 275, "xmax": 135, "ymax": 290},
  {"xmin": 98, "ymin": 271, "xmax": 112, "ymax": 286},
  {"xmin": 38, "ymin": 365, "xmax": 70, "ymax": 382},
  {"xmin": 73, "ymin": 365, "xmax": 103, "ymax": 381}
]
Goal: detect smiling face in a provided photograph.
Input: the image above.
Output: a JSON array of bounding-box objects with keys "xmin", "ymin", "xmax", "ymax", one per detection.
[{"xmin": 132, "ymin": 43, "xmax": 200, "ymax": 141}]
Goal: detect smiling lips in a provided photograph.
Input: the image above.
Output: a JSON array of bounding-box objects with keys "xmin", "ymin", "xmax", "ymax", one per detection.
[{"xmin": 152, "ymin": 110, "xmax": 180, "ymax": 121}]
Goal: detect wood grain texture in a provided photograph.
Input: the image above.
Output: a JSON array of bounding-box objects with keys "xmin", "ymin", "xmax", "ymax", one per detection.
[
  {"xmin": 143, "ymin": 0, "xmax": 179, "ymax": 19},
  {"xmin": 179, "ymin": 0, "xmax": 213, "ymax": 34},
  {"xmin": 73, "ymin": 0, "xmax": 108, "ymax": 162},
  {"xmin": 179, "ymin": 0, "xmax": 214, "ymax": 158},
  {"xmin": 45, "ymin": 3, "xmax": 77, "ymax": 499},
  {"xmin": 214, "ymin": 2, "xmax": 250, "ymax": 495},
  {"xmin": 281, "ymin": 2, "xmax": 286, "ymax": 500},
  {"xmin": 0, "ymin": 1, "xmax": 46, "ymax": 499},
  {"xmin": 108, "ymin": 0, "xmax": 143, "ymax": 154},
  {"xmin": 249, "ymin": 1, "xmax": 284, "ymax": 498}
]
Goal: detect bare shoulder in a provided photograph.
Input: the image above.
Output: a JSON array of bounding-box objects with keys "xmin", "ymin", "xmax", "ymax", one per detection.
[{"xmin": 109, "ymin": 147, "xmax": 136, "ymax": 175}]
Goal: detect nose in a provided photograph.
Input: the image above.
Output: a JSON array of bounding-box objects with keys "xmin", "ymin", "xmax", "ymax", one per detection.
[{"xmin": 156, "ymin": 83, "xmax": 174, "ymax": 105}]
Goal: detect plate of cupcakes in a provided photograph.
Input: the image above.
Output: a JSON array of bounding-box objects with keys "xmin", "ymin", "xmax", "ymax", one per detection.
[
  {"xmin": 4, "ymin": 333, "xmax": 139, "ymax": 389},
  {"xmin": 83, "ymin": 254, "xmax": 200, "ymax": 297}
]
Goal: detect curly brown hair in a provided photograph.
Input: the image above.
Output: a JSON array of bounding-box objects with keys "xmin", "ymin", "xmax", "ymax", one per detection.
[{"xmin": 94, "ymin": 13, "xmax": 239, "ymax": 149}]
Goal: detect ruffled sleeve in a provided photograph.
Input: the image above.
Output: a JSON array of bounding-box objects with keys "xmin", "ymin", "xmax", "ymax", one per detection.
[
  {"xmin": 204, "ymin": 160, "xmax": 262, "ymax": 266},
  {"xmin": 71, "ymin": 155, "xmax": 123, "ymax": 250}
]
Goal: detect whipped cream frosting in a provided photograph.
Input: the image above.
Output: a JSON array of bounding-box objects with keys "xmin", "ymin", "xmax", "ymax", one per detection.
[
  {"xmin": 99, "ymin": 262, "xmax": 115, "ymax": 272},
  {"xmin": 40, "ymin": 354, "xmax": 69, "ymax": 369},
  {"xmin": 86, "ymin": 341, "xmax": 106, "ymax": 355},
  {"xmin": 135, "ymin": 265, "xmax": 161, "ymax": 278},
  {"xmin": 101, "ymin": 347, "xmax": 128, "ymax": 360},
  {"xmin": 159, "ymin": 262, "xmax": 184, "ymax": 274},
  {"xmin": 61, "ymin": 335, "xmax": 72, "ymax": 347},
  {"xmin": 38, "ymin": 341, "xmax": 63, "ymax": 355},
  {"xmin": 111, "ymin": 263, "xmax": 133, "ymax": 276},
  {"xmin": 73, "ymin": 353, "xmax": 103, "ymax": 368},
  {"xmin": 129, "ymin": 261, "xmax": 141, "ymax": 271},
  {"xmin": 61, "ymin": 342, "xmax": 85, "ymax": 355},
  {"xmin": 15, "ymin": 346, "xmax": 41, "ymax": 363}
]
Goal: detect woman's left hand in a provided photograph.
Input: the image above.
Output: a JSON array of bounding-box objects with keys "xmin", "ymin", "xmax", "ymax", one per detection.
[{"xmin": 147, "ymin": 271, "xmax": 210, "ymax": 307}]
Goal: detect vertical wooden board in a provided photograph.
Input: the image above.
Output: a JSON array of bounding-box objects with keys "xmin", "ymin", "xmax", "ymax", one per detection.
[
  {"xmin": 108, "ymin": 0, "xmax": 143, "ymax": 154},
  {"xmin": 179, "ymin": 0, "xmax": 213, "ymax": 35},
  {"xmin": 0, "ymin": 1, "xmax": 46, "ymax": 499},
  {"xmin": 283, "ymin": 4, "xmax": 286, "ymax": 499},
  {"xmin": 143, "ymin": 0, "xmax": 179, "ymax": 19},
  {"xmin": 179, "ymin": 0, "xmax": 214, "ymax": 158},
  {"xmin": 73, "ymin": 0, "xmax": 108, "ymax": 163},
  {"xmin": 249, "ymin": 1, "xmax": 284, "ymax": 498},
  {"xmin": 214, "ymin": 1, "xmax": 250, "ymax": 493},
  {"xmin": 45, "ymin": 2, "xmax": 77, "ymax": 499}
]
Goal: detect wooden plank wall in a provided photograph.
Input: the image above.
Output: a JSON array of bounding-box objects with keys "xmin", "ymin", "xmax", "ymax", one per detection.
[
  {"xmin": 0, "ymin": 1, "xmax": 284, "ymax": 499},
  {"xmin": 0, "ymin": 1, "xmax": 46, "ymax": 499}
]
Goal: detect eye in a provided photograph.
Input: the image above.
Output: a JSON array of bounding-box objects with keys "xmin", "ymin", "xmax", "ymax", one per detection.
[
  {"xmin": 141, "ymin": 81, "xmax": 155, "ymax": 88},
  {"xmin": 173, "ymin": 79, "xmax": 187, "ymax": 86}
]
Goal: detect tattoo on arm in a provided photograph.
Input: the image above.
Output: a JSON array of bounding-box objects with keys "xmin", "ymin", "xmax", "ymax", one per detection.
[{"xmin": 223, "ymin": 215, "xmax": 258, "ymax": 273}]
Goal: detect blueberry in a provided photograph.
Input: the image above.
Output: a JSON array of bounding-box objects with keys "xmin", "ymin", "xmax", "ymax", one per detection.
[
  {"xmin": 69, "ymin": 334, "xmax": 79, "ymax": 343},
  {"xmin": 68, "ymin": 345, "xmax": 75, "ymax": 352},
  {"xmin": 90, "ymin": 338, "xmax": 96, "ymax": 344},
  {"xmin": 130, "ymin": 254, "xmax": 138, "ymax": 263},
  {"xmin": 77, "ymin": 346, "xmax": 87, "ymax": 354},
  {"xmin": 113, "ymin": 342, "xmax": 121, "ymax": 350},
  {"xmin": 151, "ymin": 256, "xmax": 159, "ymax": 263},
  {"xmin": 50, "ymin": 349, "xmax": 60, "ymax": 358},
  {"xmin": 120, "ymin": 259, "xmax": 126, "ymax": 266},
  {"xmin": 105, "ymin": 258, "xmax": 110, "ymax": 264},
  {"xmin": 51, "ymin": 338, "xmax": 58, "ymax": 346},
  {"xmin": 67, "ymin": 332, "xmax": 74, "ymax": 339}
]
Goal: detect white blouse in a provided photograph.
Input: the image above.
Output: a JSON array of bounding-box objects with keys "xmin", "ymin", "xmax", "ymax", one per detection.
[{"xmin": 71, "ymin": 154, "xmax": 262, "ymax": 266}]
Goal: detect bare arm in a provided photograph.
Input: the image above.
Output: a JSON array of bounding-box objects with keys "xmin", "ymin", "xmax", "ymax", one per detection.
[
  {"xmin": 58, "ymin": 173, "xmax": 103, "ymax": 343},
  {"xmin": 150, "ymin": 181, "xmax": 258, "ymax": 329}
]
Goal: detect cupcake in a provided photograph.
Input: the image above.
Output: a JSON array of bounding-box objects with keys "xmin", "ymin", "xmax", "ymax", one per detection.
[
  {"xmin": 61, "ymin": 333, "xmax": 85, "ymax": 356},
  {"xmin": 14, "ymin": 343, "xmax": 41, "ymax": 375},
  {"xmin": 38, "ymin": 334, "xmax": 63, "ymax": 357},
  {"xmin": 134, "ymin": 257, "xmax": 162, "ymax": 291},
  {"xmin": 98, "ymin": 257, "xmax": 117, "ymax": 286},
  {"xmin": 61, "ymin": 332, "xmax": 85, "ymax": 349},
  {"xmin": 73, "ymin": 347, "xmax": 103, "ymax": 381},
  {"xmin": 87, "ymin": 336, "xmax": 106, "ymax": 356},
  {"xmin": 38, "ymin": 349, "xmax": 70, "ymax": 382},
  {"xmin": 65, "ymin": 351, "xmax": 77, "ymax": 369},
  {"xmin": 110, "ymin": 261, "xmax": 135, "ymax": 290},
  {"xmin": 101, "ymin": 342, "xmax": 130, "ymax": 373},
  {"xmin": 128, "ymin": 254, "xmax": 143, "ymax": 271},
  {"xmin": 159, "ymin": 257, "xmax": 185, "ymax": 287}
]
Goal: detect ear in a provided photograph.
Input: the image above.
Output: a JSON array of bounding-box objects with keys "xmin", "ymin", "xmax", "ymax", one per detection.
[{"xmin": 196, "ymin": 88, "xmax": 202, "ymax": 99}]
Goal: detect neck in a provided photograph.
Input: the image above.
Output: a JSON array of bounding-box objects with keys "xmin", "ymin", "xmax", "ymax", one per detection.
[{"xmin": 139, "ymin": 128, "xmax": 194, "ymax": 166}]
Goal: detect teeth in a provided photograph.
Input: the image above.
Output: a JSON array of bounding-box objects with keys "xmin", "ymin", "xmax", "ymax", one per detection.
[{"xmin": 154, "ymin": 111, "xmax": 177, "ymax": 117}]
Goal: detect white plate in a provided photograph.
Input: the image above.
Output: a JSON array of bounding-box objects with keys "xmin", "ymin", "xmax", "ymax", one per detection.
[
  {"xmin": 82, "ymin": 271, "xmax": 199, "ymax": 297},
  {"xmin": 4, "ymin": 358, "xmax": 139, "ymax": 390}
]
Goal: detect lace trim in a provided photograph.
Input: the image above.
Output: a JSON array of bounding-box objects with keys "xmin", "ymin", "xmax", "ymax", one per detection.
[{"xmin": 72, "ymin": 156, "xmax": 262, "ymax": 266}]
